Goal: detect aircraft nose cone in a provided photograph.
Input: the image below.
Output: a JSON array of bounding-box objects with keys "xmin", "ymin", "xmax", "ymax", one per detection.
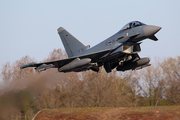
[{"xmin": 144, "ymin": 25, "xmax": 162, "ymax": 37}]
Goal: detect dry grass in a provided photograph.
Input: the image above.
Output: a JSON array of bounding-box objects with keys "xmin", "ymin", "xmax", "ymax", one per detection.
[{"xmin": 34, "ymin": 106, "xmax": 180, "ymax": 120}]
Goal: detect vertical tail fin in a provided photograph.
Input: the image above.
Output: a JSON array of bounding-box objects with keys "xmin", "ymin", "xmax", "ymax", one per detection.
[{"xmin": 57, "ymin": 27, "xmax": 85, "ymax": 58}]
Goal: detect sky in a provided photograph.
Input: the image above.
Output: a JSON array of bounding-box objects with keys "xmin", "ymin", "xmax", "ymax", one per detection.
[{"xmin": 0, "ymin": 0, "xmax": 180, "ymax": 69}]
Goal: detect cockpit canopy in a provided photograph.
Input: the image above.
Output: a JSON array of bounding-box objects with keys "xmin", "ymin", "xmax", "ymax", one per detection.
[{"xmin": 120, "ymin": 21, "xmax": 145, "ymax": 31}]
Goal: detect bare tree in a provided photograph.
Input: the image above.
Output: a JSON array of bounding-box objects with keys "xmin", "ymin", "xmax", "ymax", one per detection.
[
  {"xmin": 12, "ymin": 55, "xmax": 35, "ymax": 81},
  {"xmin": 44, "ymin": 49, "xmax": 67, "ymax": 62},
  {"xmin": 160, "ymin": 56, "xmax": 180, "ymax": 105},
  {"xmin": 123, "ymin": 70, "xmax": 142, "ymax": 107},
  {"xmin": 0, "ymin": 61, "xmax": 12, "ymax": 81}
]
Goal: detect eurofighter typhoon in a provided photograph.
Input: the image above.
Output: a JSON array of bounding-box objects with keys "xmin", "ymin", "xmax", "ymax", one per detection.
[{"xmin": 20, "ymin": 21, "xmax": 161, "ymax": 73}]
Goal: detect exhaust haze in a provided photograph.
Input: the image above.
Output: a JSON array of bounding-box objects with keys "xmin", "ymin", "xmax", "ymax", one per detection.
[{"xmin": 0, "ymin": 68, "xmax": 70, "ymax": 119}]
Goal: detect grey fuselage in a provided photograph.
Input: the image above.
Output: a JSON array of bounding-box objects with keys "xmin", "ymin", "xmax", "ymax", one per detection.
[{"xmin": 75, "ymin": 24, "xmax": 145, "ymax": 61}]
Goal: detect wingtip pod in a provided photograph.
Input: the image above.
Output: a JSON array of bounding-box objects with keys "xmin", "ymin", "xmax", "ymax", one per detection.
[
  {"xmin": 57, "ymin": 27, "xmax": 65, "ymax": 33},
  {"xmin": 20, "ymin": 62, "xmax": 36, "ymax": 69}
]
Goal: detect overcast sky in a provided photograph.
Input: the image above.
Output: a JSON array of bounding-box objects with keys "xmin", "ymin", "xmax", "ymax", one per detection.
[{"xmin": 0, "ymin": 0, "xmax": 180, "ymax": 69}]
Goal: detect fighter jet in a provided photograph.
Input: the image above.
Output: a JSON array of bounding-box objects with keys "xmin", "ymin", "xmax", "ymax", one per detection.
[{"xmin": 20, "ymin": 21, "xmax": 161, "ymax": 73}]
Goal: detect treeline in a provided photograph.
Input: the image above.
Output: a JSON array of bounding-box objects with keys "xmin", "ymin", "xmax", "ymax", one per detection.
[{"xmin": 0, "ymin": 49, "xmax": 180, "ymax": 120}]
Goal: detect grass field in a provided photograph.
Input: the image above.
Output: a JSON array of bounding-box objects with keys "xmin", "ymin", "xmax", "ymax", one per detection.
[{"xmin": 34, "ymin": 106, "xmax": 180, "ymax": 120}]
